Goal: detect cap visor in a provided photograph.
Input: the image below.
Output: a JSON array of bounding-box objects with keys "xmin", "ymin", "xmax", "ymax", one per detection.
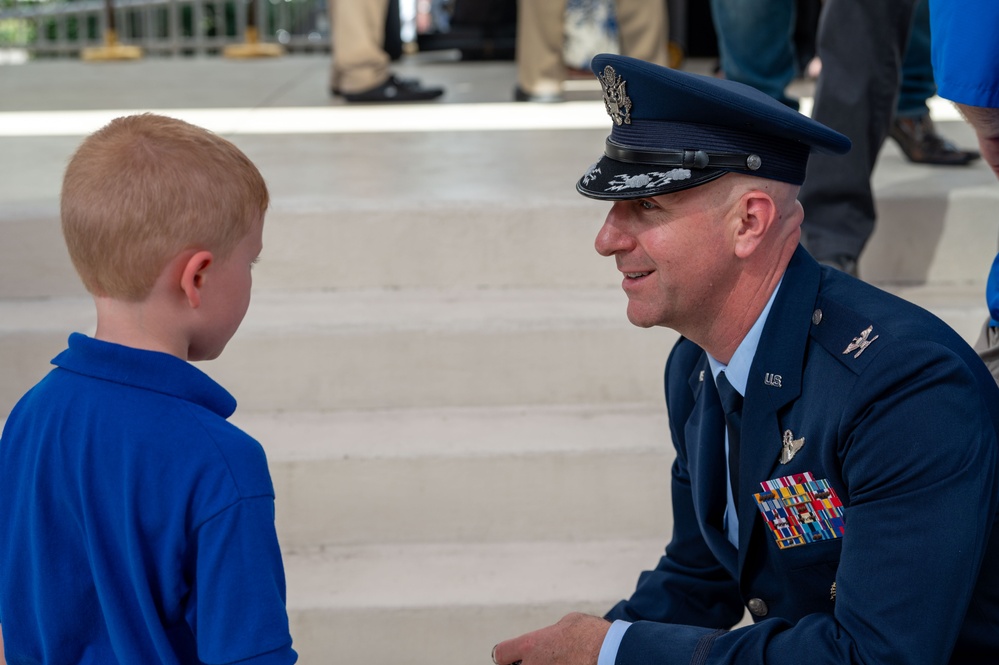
[{"xmin": 576, "ymin": 155, "xmax": 727, "ymax": 200}]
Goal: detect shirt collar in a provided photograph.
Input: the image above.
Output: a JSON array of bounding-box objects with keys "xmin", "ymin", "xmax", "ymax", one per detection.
[
  {"xmin": 53, "ymin": 333, "xmax": 237, "ymax": 417},
  {"xmin": 707, "ymin": 277, "xmax": 784, "ymax": 396}
]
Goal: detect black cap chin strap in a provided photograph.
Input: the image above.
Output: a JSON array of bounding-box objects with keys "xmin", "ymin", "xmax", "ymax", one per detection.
[{"xmin": 605, "ymin": 138, "xmax": 763, "ymax": 172}]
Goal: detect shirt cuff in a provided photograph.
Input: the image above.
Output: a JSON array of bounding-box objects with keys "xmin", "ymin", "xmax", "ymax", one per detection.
[{"xmin": 597, "ymin": 620, "xmax": 631, "ymax": 665}]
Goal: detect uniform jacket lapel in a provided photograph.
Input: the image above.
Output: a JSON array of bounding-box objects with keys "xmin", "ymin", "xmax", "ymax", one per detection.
[{"xmin": 736, "ymin": 246, "xmax": 821, "ymax": 576}]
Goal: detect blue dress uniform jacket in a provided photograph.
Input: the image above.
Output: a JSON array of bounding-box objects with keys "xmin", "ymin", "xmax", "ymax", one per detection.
[{"xmin": 605, "ymin": 247, "xmax": 999, "ymax": 664}]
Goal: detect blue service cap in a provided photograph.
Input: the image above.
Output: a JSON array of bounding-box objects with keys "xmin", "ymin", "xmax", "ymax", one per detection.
[{"xmin": 577, "ymin": 54, "xmax": 851, "ymax": 200}]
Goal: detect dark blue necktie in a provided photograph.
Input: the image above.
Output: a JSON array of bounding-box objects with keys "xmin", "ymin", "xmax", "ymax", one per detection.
[{"xmin": 715, "ymin": 371, "xmax": 743, "ymax": 509}]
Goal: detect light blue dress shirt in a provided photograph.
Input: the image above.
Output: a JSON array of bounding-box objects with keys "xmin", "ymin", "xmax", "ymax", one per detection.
[{"xmin": 597, "ymin": 280, "xmax": 783, "ymax": 665}]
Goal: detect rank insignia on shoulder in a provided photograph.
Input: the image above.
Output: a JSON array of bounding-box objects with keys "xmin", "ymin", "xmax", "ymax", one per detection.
[
  {"xmin": 842, "ymin": 325, "xmax": 879, "ymax": 358},
  {"xmin": 753, "ymin": 473, "xmax": 845, "ymax": 549}
]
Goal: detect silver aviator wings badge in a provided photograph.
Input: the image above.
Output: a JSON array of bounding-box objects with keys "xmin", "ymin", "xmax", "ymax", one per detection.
[{"xmin": 780, "ymin": 430, "xmax": 805, "ymax": 464}]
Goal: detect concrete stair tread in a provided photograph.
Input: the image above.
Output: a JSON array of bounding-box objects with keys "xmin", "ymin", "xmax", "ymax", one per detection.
[
  {"xmin": 2, "ymin": 285, "xmax": 988, "ymax": 415},
  {"xmin": 282, "ymin": 539, "xmax": 674, "ymax": 664},
  {"xmin": 4, "ymin": 132, "xmax": 999, "ymax": 298},
  {"xmin": 0, "ymin": 288, "xmax": 634, "ymax": 335},
  {"xmin": 0, "ymin": 289, "xmax": 683, "ymax": 415},
  {"xmin": 284, "ymin": 539, "xmax": 662, "ymax": 610},
  {"xmin": 0, "ymin": 283, "xmax": 989, "ymax": 334},
  {"xmin": 282, "ymin": 538, "xmax": 752, "ymax": 665},
  {"xmin": 2, "ymin": 404, "xmax": 677, "ymax": 549},
  {"xmin": 236, "ymin": 403, "xmax": 669, "ymax": 462},
  {"xmin": 249, "ymin": 404, "xmax": 676, "ymax": 550}
]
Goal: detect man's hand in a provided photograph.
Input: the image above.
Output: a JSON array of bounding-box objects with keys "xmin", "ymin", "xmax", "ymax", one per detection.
[{"xmin": 492, "ymin": 613, "xmax": 611, "ymax": 665}]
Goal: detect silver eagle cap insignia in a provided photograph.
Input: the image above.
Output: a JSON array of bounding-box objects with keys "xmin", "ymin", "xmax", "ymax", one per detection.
[
  {"xmin": 779, "ymin": 430, "xmax": 805, "ymax": 464},
  {"xmin": 599, "ymin": 65, "xmax": 632, "ymax": 126}
]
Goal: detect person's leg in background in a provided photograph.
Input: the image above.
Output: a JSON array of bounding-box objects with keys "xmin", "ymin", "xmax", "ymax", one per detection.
[
  {"xmin": 890, "ymin": 0, "xmax": 979, "ymax": 165},
  {"xmin": 795, "ymin": 0, "xmax": 821, "ymax": 78},
  {"xmin": 330, "ymin": 0, "xmax": 390, "ymax": 94},
  {"xmin": 329, "ymin": 0, "xmax": 443, "ymax": 102},
  {"xmin": 517, "ymin": 0, "xmax": 668, "ymax": 102},
  {"xmin": 798, "ymin": 0, "xmax": 920, "ymax": 273},
  {"xmin": 615, "ymin": 0, "xmax": 669, "ymax": 67},
  {"xmin": 710, "ymin": 0, "xmax": 798, "ymax": 108},
  {"xmin": 515, "ymin": 0, "xmax": 569, "ymax": 101}
]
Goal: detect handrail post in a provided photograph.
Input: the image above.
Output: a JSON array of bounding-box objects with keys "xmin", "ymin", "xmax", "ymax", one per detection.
[
  {"xmin": 223, "ymin": 0, "xmax": 283, "ymax": 58},
  {"xmin": 81, "ymin": 0, "xmax": 143, "ymax": 60}
]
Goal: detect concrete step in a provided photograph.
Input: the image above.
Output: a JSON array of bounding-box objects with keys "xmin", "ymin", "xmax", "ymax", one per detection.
[
  {"xmin": 264, "ymin": 142, "xmax": 999, "ymax": 291},
  {"xmin": 0, "ymin": 284, "xmax": 988, "ymax": 420},
  {"xmin": 284, "ymin": 538, "xmax": 668, "ymax": 665},
  {"xmin": 0, "ymin": 288, "xmax": 680, "ymax": 418},
  {"xmin": 237, "ymin": 404, "xmax": 673, "ymax": 550},
  {"xmin": 2, "ymin": 120, "xmax": 997, "ymax": 299},
  {"xmin": 861, "ymin": 141, "xmax": 999, "ymax": 285}
]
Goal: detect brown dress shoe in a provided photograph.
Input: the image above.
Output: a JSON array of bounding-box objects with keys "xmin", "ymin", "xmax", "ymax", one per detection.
[{"xmin": 890, "ymin": 114, "xmax": 980, "ymax": 165}]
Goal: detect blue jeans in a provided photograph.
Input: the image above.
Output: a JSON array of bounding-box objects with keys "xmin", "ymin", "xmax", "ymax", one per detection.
[
  {"xmin": 897, "ymin": 0, "xmax": 935, "ymax": 118},
  {"xmin": 711, "ymin": 0, "xmax": 934, "ymax": 116},
  {"xmin": 710, "ymin": 0, "xmax": 798, "ymax": 109}
]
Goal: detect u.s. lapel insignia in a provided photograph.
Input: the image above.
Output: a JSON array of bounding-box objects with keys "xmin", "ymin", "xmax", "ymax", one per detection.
[
  {"xmin": 842, "ymin": 325, "xmax": 879, "ymax": 358},
  {"xmin": 779, "ymin": 429, "xmax": 805, "ymax": 464},
  {"xmin": 598, "ymin": 65, "xmax": 632, "ymax": 126}
]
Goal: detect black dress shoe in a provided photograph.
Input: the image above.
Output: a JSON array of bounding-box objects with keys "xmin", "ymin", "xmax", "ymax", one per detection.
[
  {"xmin": 890, "ymin": 114, "xmax": 980, "ymax": 165},
  {"xmin": 339, "ymin": 75, "xmax": 444, "ymax": 103}
]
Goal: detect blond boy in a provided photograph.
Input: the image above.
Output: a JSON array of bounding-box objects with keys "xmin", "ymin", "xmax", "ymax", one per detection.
[{"xmin": 0, "ymin": 114, "xmax": 297, "ymax": 664}]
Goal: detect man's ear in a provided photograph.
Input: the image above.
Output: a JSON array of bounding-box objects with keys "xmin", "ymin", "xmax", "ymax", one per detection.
[
  {"xmin": 733, "ymin": 190, "xmax": 778, "ymax": 259},
  {"xmin": 179, "ymin": 250, "xmax": 214, "ymax": 308}
]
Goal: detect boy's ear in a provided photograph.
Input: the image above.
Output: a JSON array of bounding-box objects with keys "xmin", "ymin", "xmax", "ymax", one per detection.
[{"xmin": 179, "ymin": 250, "xmax": 214, "ymax": 308}]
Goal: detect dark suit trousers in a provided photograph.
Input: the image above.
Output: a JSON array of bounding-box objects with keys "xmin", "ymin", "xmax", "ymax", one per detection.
[{"xmin": 799, "ymin": 0, "xmax": 920, "ymax": 263}]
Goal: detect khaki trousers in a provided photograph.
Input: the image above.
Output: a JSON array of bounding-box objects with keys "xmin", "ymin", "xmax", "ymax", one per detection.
[
  {"xmin": 329, "ymin": 0, "xmax": 390, "ymax": 93},
  {"xmin": 516, "ymin": 0, "xmax": 668, "ymax": 96}
]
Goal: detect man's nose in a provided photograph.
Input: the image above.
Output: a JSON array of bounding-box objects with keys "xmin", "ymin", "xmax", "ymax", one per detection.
[{"xmin": 595, "ymin": 203, "xmax": 634, "ymax": 257}]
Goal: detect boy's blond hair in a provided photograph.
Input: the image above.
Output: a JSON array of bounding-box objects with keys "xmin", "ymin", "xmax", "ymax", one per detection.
[{"xmin": 61, "ymin": 113, "xmax": 269, "ymax": 300}]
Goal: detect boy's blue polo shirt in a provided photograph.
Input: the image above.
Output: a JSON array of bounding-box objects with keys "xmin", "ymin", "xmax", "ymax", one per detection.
[
  {"xmin": 930, "ymin": 0, "xmax": 999, "ymax": 108},
  {"xmin": 0, "ymin": 333, "xmax": 297, "ymax": 664}
]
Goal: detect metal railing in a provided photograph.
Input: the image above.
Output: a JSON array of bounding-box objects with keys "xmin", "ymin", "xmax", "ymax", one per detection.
[{"xmin": 0, "ymin": 0, "xmax": 331, "ymax": 57}]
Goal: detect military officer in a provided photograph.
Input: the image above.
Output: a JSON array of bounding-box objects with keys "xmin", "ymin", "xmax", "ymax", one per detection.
[{"xmin": 492, "ymin": 54, "xmax": 999, "ymax": 665}]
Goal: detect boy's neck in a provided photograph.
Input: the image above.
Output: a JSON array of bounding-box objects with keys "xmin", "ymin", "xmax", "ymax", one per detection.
[{"xmin": 93, "ymin": 295, "xmax": 190, "ymax": 360}]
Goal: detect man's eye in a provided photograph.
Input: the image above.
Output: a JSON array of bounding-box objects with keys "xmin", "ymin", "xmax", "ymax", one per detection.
[{"xmin": 639, "ymin": 200, "xmax": 656, "ymax": 210}]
